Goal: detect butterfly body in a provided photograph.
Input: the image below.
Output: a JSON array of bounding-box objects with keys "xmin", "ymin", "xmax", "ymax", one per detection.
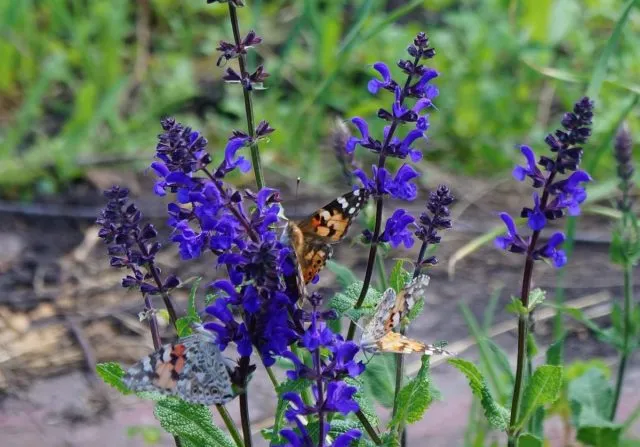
[
  {"xmin": 286, "ymin": 188, "xmax": 370, "ymax": 284},
  {"xmin": 123, "ymin": 333, "xmax": 235, "ymax": 405},
  {"xmin": 360, "ymin": 275, "xmax": 454, "ymax": 357}
]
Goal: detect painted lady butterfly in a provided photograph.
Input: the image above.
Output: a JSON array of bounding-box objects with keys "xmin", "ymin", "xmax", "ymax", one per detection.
[
  {"xmin": 286, "ymin": 188, "xmax": 370, "ymax": 285},
  {"xmin": 360, "ymin": 275, "xmax": 454, "ymax": 356},
  {"xmin": 123, "ymin": 331, "xmax": 235, "ymax": 405}
]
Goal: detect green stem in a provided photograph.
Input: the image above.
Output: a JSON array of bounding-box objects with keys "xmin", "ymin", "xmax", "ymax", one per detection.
[
  {"xmin": 611, "ymin": 262, "xmax": 634, "ymax": 420},
  {"xmin": 216, "ymin": 404, "xmax": 244, "ymax": 447},
  {"xmin": 238, "ymin": 355, "xmax": 253, "ymax": 447},
  {"xmin": 355, "ymin": 410, "xmax": 383, "ymax": 445},
  {"xmin": 227, "ymin": 3, "xmax": 265, "ymax": 190},
  {"xmin": 375, "ymin": 252, "xmax": 388, "ymax": 290}
]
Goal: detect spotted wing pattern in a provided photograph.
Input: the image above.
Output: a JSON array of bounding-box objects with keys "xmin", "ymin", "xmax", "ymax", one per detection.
[
  {"xmin": 360, "ymin": 274, "xmax": 453, "ymax": 357},
  {"xmin": 288, "ymin": 188, "xmax": 370, "ymax": 284},
  {"xmin": 123, "ymin": 334, "xmax": 234, "ymax": 405}
]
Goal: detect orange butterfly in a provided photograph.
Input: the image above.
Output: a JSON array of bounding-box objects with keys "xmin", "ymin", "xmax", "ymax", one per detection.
[
  {"xmin": 286, "ymin": 188, "xmax": 370, "ymax": 285},
  {"xmin": 360, "ymin": 275, "xmax": 454, "ymax": 356}
]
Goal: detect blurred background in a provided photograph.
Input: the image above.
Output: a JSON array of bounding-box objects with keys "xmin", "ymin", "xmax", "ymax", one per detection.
[{"xmin": 1, "ymin": 1, "xmax": 639, "ymax": 446}]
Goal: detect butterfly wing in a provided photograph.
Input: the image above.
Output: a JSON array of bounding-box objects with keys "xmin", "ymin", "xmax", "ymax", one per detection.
[
  {"xmin": 123, "ymin": 336, "xmax": 234, "ymax": 405},
  {"xmin": 373, "ymin": 332, "xmax": 455, "ymax": 356},
  {"xmin": 385, "ymin": 274, "xmax": 430, "ymax": 332},
  {"xmin": 294, "ymin": 188, "xmax": 370, "ymax": 243},
  {"xmin": 361, "ymin": 287, "xmax": 398, "ymax": 349},
  {"xmin": 289, "ymin": 188, "xmax": 370, "ymax": 284}
]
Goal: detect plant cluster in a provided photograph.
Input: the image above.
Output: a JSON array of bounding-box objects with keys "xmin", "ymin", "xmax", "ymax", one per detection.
[{"xmin": 94, "ymin": 2, "xmax": 639, "ymax": 447}]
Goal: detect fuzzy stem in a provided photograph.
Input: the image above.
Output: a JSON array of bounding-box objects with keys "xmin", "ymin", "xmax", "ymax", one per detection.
[
  {"xmin": 346, "ymin": 54, "xmax": 421, "ymax": 342},
  {"xmin": 238, "ymin": 355, "xmax": 253, "ymax": 447},
  {"xmin": 356, "ymin": 410, "xmax": 383, "ymax": 445},
  {"xmin": 611, "ymin": 262, "xmax": 634, "ymax": 420},
  {"xmin": 227, "ymin": 3, "xmax": 265, "ymax": 190},
  {"xmin": 216, "ymin": 404, "xmax": 244, "ymax": 447}
]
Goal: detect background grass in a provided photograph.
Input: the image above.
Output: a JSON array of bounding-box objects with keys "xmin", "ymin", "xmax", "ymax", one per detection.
[{"xmin": 1, "ymin": 0, "xmax": 639, "ymax": 198}]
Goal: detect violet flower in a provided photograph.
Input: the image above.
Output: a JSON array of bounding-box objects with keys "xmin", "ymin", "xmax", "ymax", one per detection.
[
  {"xmin": 496, "ymin": 97, "xmax": 594, "ymax": 268},
  {"xmin": 278, "ymin": 293, "xmax": 364, "ymax": 447}
]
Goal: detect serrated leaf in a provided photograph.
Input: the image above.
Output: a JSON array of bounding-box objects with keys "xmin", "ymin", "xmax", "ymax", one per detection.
[
  {"xmin": 527, "ymin": 289, "xmax": 546, "ymax": 312},
  {"xmin": 389, "ymin": 355, "xmax": 437, "ymax": 428},
  {"xmin": 329, "ymin": 281, "xmax": 381, "ymax": 321},
  {"xmin": 176, "ymin": 316, "xmax": 200, "ymax": 338},
  {"xmin": 381, "ymin": 432, "xmax": 400, "ymax": 447},
  {"xmin": 517, "ymin": 433, "xmax": 543, "ymax": 447},
  {"xmin": 406, "ymin": 298, "xmax": 424, "ymax": 323},
  {"xmin": 96, "ymin": 362, "xmax": 131, "ymax": 394},
  {"xmin": 576, "ymin": 424, "xmax": 622, "ymax": 447},
  {"xmin": 345, "ymin": 376, "xmax": 379, "ymax": 427},
  {"xmin": 506, "ymin": 297, "xmax": 529, "ymax": 316},
  {"xmin": 362, "ymin": 354, "xmax": 396, "ymax": 408},
  {"xmin": 269, "ymin": 378, "xmax": 313, "ymax": 444},
  {"xmin": 153, "ymin": 398, "xmax": 235, "ymax": 447},
  {"xmin": 327, "ymin": 260, "xmax": 359, "ymax": 288},
  {"xmin": 448, "ymin": 358, "xmax": 509, "ymax": 430},
  {"xmin": 568, "ymin": 368, "xmax": 614, "ymax": 424},
  {"xmin": 389, "ymin": 260, "xmax": 410, "ymax": 293},
  {"xmin": 187, "ymin": 278, "xmax": 202, "ymax": 320},
  {"xmin": 516, "ymin": 365, "xmax": 562, "ymax": 430}
]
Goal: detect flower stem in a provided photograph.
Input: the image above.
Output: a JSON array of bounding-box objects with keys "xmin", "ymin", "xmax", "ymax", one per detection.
[
  {"xmin": 611, "ymin": 262, "xmax": 634, "ymax": 420},
  {"xmin": 507, "ymin": 239, "xmax": 538, "ymax": 446},
  {"xmin": 216, "ymin": 404, "xmax": 244, "ymax": 447},
  {"xmin": 238, "ymin": 355, "xmax": 253, "ymax": 447},
  {"xmin": 227, "ymin": 2, "xmax": 265, "ymax": 190},
  {"xmin": 315, "ymin": 349, "xmax": 325, "ymax": 447},
  {"xmin": 355, "ymin": 410, "xmax": 383, "ymax": 445},
  {"xmin": 345, "ymin": 53, "xmax": 421, "ymax": 342}
]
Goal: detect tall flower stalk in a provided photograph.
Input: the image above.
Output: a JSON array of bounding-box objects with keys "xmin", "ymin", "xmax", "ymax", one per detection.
[
  {"xmin": 345, "ymin": 32, "xmax": 439, "ymax": 341},
  {"xmin": 610, "ymin": 123, "xmax": 638, "ymax": 420},
  {"xmin": 392, "ymin": 185, "xmax": 454, "ymax": 443},
  {"xmin": 495, "ymin": 98, "xmax": 594, "ymax": 445}
]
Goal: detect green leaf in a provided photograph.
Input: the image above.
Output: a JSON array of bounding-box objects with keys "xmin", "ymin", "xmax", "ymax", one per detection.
[
  {"xmin": 327, "ymin": 260, "xmax": 359, "ymax": 288},
  {"xmin": 269, "ymin": 378, "xmax": 313, "ymax": 444},
  {"xmin": 362, "ymin": 354, "xmax": 396, "ymax": 408},
  {"xmin": 389, "ymin": 356, "xmax": 437, "ymax": 429},
  {"xmin": 568, "ymin": 368, "xmax": 614, "ymax": 423},
  {"xmin": 96, "ymin": 362, "xmax": 130, "ymax": 394},
  {"xmin": 176, "ymin": 316, "xmax": 200, "ymax": 338},
  {"xmin": 389, "ymin": 260, "xmax": 410, "ymax": 293},
  {"xmin": 516, "ymin": 365, "xmax": 562, "ymax": 430},
  {"xmin": 576, "ymin": 425, "xmax": 622, "ymax": 447},
  {"xmin": 448, "ymin": 358, "xmax": 509, "ymax": 430},
  {"xmin": 381, "ymin": 432, "xmax": 400, "ymax": 447},
  {"xmin": 506, "ymin": 297, "xmax": 529, "ymax": 316},
  {"xmin": 527, "ymin": 289, "xmax": 546, "ymax": 312},
  {"xmin": 517, "ymin": 433, "xmax": 543, "ymax": 447},
  {"xmin": 345, "ymin": 376, "xmax": 379, "ymax": 427},
  {"xmin": 546, "ymin": 337, "xmax": 565, "ymax": 366},
  {"xmin": 153, "ymin": 398, "xmax": 235, "ymax": 447},
  {"xmin": 329, "ymin": 281, "xmax": 381, "ymax": 321},
  {"xmin": 187, "ymin": 278, "xmax": 202, "ymax": 320},
  {"xmin": 406, "ymin": 298, "xmax": 424, "ymax": 323},
  {"xmin": 587, "ymin": 0, "xmax": 637, "ymax": 99}
]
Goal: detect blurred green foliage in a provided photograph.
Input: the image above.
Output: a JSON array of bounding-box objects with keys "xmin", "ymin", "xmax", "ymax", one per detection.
[{"xmin": 1, "ymin": 0, "xmax": 639, "ymax": 196}]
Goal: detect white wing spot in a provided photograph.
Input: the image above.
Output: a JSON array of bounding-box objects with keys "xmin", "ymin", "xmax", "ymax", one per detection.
[
  {"xmin": 348, "ymin": 207, "xmax": 356, "ymax": 214},
  {"xmin": 353, "ymin": 189, "xmax": 360, "ymax": 197}
]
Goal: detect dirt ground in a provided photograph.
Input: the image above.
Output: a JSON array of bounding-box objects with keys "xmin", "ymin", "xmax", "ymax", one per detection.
[{"xmin": 1, "ymin": 167, "xmax": 639, "ymax": 446}]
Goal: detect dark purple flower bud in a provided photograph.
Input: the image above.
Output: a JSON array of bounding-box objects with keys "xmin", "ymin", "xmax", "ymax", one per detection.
[
  {"xmin": 255, "ymin": 120, "xmax": 275, "ymax": 138},
  {"xmin": 614, "ymin": 123, "xmax": 634, "ymax": 212}
]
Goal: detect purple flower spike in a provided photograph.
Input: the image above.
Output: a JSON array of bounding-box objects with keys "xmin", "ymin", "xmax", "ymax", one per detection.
[
  {"xmin": 367, "ymin": 62, "xmax": 395, "ymax": 94},
  {"xmin": 388, "ymin": 164, "xmax": 419, "ymax": 201}
]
